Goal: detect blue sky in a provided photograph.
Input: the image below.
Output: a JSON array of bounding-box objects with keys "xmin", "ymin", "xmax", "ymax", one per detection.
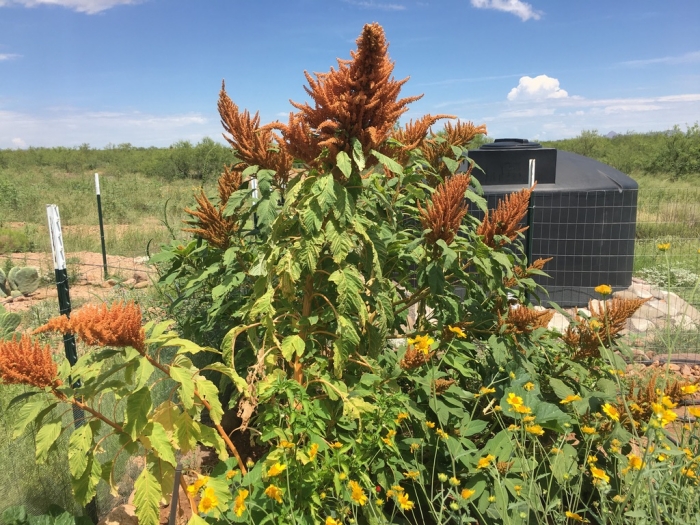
[{"xmin": 1, "ymin": 0, "xmax": 699, "ymax": 148}]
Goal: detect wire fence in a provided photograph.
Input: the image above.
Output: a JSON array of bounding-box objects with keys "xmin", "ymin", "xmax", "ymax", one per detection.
[{"xmin": 1, "ymin": 186, "xmax": 699, "ymax": 519}]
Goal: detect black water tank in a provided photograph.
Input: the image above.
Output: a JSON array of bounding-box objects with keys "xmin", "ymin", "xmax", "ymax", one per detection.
[{"xmin": 466, "ymin": 139, "xmax": 638, "ymax": 307}]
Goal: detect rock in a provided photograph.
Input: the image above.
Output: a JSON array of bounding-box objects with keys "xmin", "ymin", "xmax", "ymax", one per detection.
[
  {"xmin": 97, "ymin": 504, "xmax": 138, "ymax": 525},
  {"xmin": 614, "ymin": 290, "xmax": 640, "ymax": 301},
  {"xmin": 668, "ymin": 364, "xmax": 681, "ymax": 372},
  {"xmin": 122, "ymin": 278, "xmax": 136, "ymax": 288},
  {"xmin": 12, "ymin": 295, "xmax": 27, "ymax": 302},
  {"xmin": 133, "ymin": 256, "xmax": 149, "ymax": 264},
  {"xmin": 134, "ymin": 281, "xmax": 149, "ymax": 289},
  {"xmin": 629, "ymin": 317, "xmax": 651, "ymax": 333},
  {"xmin": 133, "ymin": 271, "xmax": 148, "ymax": 283},
  {"xmin": 681, "ymin": 365, "xmax": 693, "ymax": 377},
  {"xmin": 7, "ymin": 266, "xmax": 40, "ymax": 295},
  {"xmin": 673, "ymin": 314, "xmax": 697, "ymax": 330}
]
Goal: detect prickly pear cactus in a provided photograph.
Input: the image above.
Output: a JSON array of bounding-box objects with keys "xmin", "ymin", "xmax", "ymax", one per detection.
[
  {"xmin": 0, "ymin": 268, "xmax": 6, "ymax": 297},
  {"xmin": 0, "ymin": 305, "xmax": 20, "ymax": 339},
  {"xmin": 7, "ymin": 266, "xmax": 40, "ymax": 295}
]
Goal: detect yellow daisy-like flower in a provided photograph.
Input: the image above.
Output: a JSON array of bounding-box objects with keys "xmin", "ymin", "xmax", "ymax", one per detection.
[
  {"xmin": 523, "ymin": 415, "xmax": 536, "ymax": 423},
  {"xmin": 476, "ymin": 454, "xmax": 496, "ymax": 469},
  {"xmin": 551, "ymin": 447, "xmax": 561, "ymax": 454},
  {"xmin": 682, "ymin": 467, "xmax": 697, "ymax": 479},
  {"xmin": 513, "ymin": 485, "xmax": 522, "ymax": 495},
  {"xmin": 581, "ymin": 425, "xmax": 596, "ymax": 434},
  {"xmin": 264, "ymin": 484, "xmax": 283, "ymax": 503},
  {"xmin": 338, "ymin": 472, "xmax": 347, "ymax": 481},
  {"xmin": 198, "ymin": 487, "xmax": 218, "ymax": 514},
  {"xmin": 488, "ymin": 495, "xmax": 496, "ymax": 502},
  {"xmin": 602, "ymin": 403, "xmax": 620, "ymax": 422},
  {"xmin": 437, "ymin": 473, "xmax": 448, "ymax": 482},
  {"xmin": 226, "ymin": 469, "xmax": 238, "ymax": 480},
  {"xmin": 279, "ymin": 439, "xmax": 295, "ymax": 449},
  {"xmin": 629, "ymin": 402, "xmax": 642, "ymax": 412},
  {"xmin": 479, "ymin": 386, "xmax": 496, "ymax": 395},
  {"xmin": 526, "ymin": 424, "xmax": 545, "ymax": 436},
  {"xmin": 436, "ymin": 428, "xmax": 449, "ymax": 440},
  {"xmin": 395, "ymin": 412, "xmax": 409, "ymax": 424},
  {"xmin": 507, "ymin": 424, "xmax": 521, "ymax": 431},
  {"xmin": 187, "ymin": 475, "xmax": 209, "ymax": 495},
  {"xmin": 449, "ymin": 476, "xmax": 460, "ymax": 487},
  {"xmin": 425, "ymin": 421, "xmax": 436, "ymax": 429},
  {"xmin": 594, "ymin": 284, "xmax": 612, "ymax": 296},
  {"xmin": 513, "ymin": 404, "xmax": 532, "ymax": 414},
  {"xmin": 509, "ymin": 371, "xmax": 516, "ymax": 379},
  {"xmin": 348, "ymin": 480, "xmax": 368, "ymax": 506},
  {"xmin": 681, "ymin": 384, "xmax": 699, "ymax": 395},
  {"xmin": 404, "ymin": 470, "xmax": 420, "ymax": 480},
  {"xmin": 461, "ymin": 488, "xmax": 476, "ymax": 499},
  {"xmin": 565, "ymin": 510, "xmax": 585, "ymax": 522},
  {"xmin": 308, "ymin": 443, "xmax": 319, "ymax": 461},
  {"xmin": 650, "ymin": 402, "xmax": 677, "ymax": 428},
  {"xmin": 589, "ymin": 319, "xmax": 603, "ymax": 331},
  {"xmin": 267, "ymin": 462, "xmax": 287, "ymax": 477},
  {"xmin": 448, "ymin": 325, "xmax": 466, "ymax": 338},
  {"xmin": 561, "ymin": 394, "xmax": 582, "ymax": 404},
  {"xmin": 657, "ymin": 243, "xmax": 671, "ymax": 252},
  {"xmin": 524, "ymin": 382, "xmax": 535, "ymax": 391},
  {"xmin": 382, "ymin": 429, "xmax": 396, "ymax": 446},
  {"xmin": 661, "ymin": 395, "xmax": 677, "ymax": 409},
  {"xmin": 587, "ymin": 455, "xmax": 598, "ymax": 464},
  {"xmin": 590, "ymin": 466, "xmax": 609, "ymax": 484},
  {"xmin": 233, "ymin": 488, "xmax": 249, "ymax": 517},
  {"xmin": 397, "ymin": 492, "xmax": 414, "ymax": 511},
  {"xmin": 506, "ymin": 392, "xmax": 524, "ymax": 407},
  {"xmin": 330, "ymin": 441, "xmax": 343, "ymax": 450},
  {"xmin": 410, "ymin": 442, "xmax": 420, "ymax": 452},
  {"xmin": 689, "ymin": 406, "xmax": 700, "ymax": 418},
  {"xmin": 407, "ymin": 334, "xmax": 434, "ymax": 355},
  {"xmin": 628, "ymin": 454, "xmax": 644, "ymax": 470},
  {"xmin": 325, "ymin": 517, "xmax": 340, "ymax": 525}
]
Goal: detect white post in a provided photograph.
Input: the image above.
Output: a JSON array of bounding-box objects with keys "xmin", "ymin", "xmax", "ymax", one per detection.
[{"xmin": 46, "ymin": 205, "xmax": 66, "ymax": 272}]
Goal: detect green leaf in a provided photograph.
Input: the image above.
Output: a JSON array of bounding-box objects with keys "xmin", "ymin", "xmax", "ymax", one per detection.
[
  {"xmin": 124, "ymin": 387, "xmax": 152, "ymax": 440},
  {"xmin": 195, "ymin": 376, "xmax": 223, "ymax": 424},
  {"xmin": 336, "ymin": 151, "xmax": 352, "ymax": 179},
  {"xmin": 175, "ymin": 413, "xmax": 198, "ymax": 454},
  {"xmin": 198, "ymin": 424, "xmax": 228, "ymax": 460},
  {"xmin": 325, "ymin": 220, "xmax": 355, "ymax": 264},
  {"xmin": 68, "ymin": 423, "xmax": 93, "ymax": 478},
  {"xmin": 142, "ymin": 422, "xmax": 177, "ymax": 467},
  {"xmin": 35, "ymin": 417, "xmax": 63, "ymax": 464},
  {"xmin": 71, "ymin": 455, "xmax": 101, "ymax": 505},
  {"xmin": 281, "ymin": 335, "xmax": 305, "ymax": 362},
  {"xmin": 169, "ymin": 365, "xmax": 195, "ymax": 410},
  {"xmin": 549, "ymin": 377, "xmax": 575, "ymax": 400},
  {"xmin": 134, "ymin": 358, "xmax": 155, "ymax": 391},
  {"xmin": 202, "ymin": 362, "xmax": 249, "ymax": 396},
  {"xmin": 12, "ymin": 397, "xmax": 51, "ymax": 439},
  {"xmin": 328, "ymin": 266, "xmax": 365, "ymax": 318},
  {"xmin": 370, "ymin": 149, "xmax": 403, "ymax": 175},
  {"xmin": 250, "ymin": 286, "xmax": 275, "ymax": 319},
  {"xmin": 442, "ymin": 156, "xmax": 459, "ymax": 174},
  {"xmin": 133, "ymin": 466, "xmax": 162, "ymax": 525},
  {"xmin": 187, "ymin": 515, "xmax": 209, "ymax": 525},
  {"xmin": 352, "ymin": 138, "xmax": 365, "ymax": 172},
  {"xmin": 313, "ymin": 174, "xmax": 337, "ymax": 213}
]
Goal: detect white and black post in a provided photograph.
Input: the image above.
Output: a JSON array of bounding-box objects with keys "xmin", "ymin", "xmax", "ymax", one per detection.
[
  {"xmin": 250, "ymin": 175, "xmax": 259, "ymax": 231},
  {"xmin": 95, "ymin": 173, "xmax": 108, "ymax": 279}
]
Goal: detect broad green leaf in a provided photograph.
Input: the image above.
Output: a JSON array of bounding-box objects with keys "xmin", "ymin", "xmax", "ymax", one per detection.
[
  {"xmin": 12, "ymin": 397, "xmax": 51, "ymax": 439},
  {"xmin": 370, "ymin": 149, "xmax": 403, "ymax": 175},
  {"xmin": 175, "ymin": 413, "xmax": 198, "ymax": 454},
  {"xmin": 548, "ymin": 377, "xmax": 575, "ymax": 400},
  {"xmin": 352, "ymin": 137, "xmax": 365, "ymax": 171},
  {"xmin": 281, "ymin": 335, "xmax": 305, "ymax": 362},
  {"xmin": 133, "ymin": 466, "xmax": 162, "ymax": 525},
  {"xmin": 187, "ymin": 515, "xmax": 209, "ymax": 525},
  {"xmin": 343, "ymin": 397, "xmax": 376, "ymax": 419},
  {"xmin": 313, "ymin": 174, "xmax": 336, "ymax": 213},
  {"xmin": 68, "ymin": 423, "xmax": 93, "ymax": 478},
  {"xmin": 142, "ymin": 422, "xmax": 177, "ymax": 467},
  {"xmin": 202, "ymin": 362, "xmax": 249, "ymax": 395},
  {"xmin": 442, "ymin": 156, "xmax": 459, "ymax": 174},
  {"xmin": 134, "ymin": 358, "xmax": 155, "ymax": 391},
  {"xmin": 328, "ymin": 266, "xmax": 366, "ymax": 319},
  {"xmin": 124, "ymin": 387, "xmax": 152, "ymax": 440},
  {"xmin": 195, "ymin": 376, "xmax": 223, "ymax": 424},
  {"xmin": 325, "ymin": 220, "xmax": 355, "ymax": 264},
  {"xmin": 35, "ymin": 417, "xmax": 63, "ymax": 464},
  {"xmin": 336, "ymin": 151, "xmax": 352, "ymax": 179},
  {"xmin": 151, "ymin": 401, "xmax": 181, "ymax": 434},
  {"xmin": 250, "ymin": 286, "xmax": 275, "ymax": 319},
  {"xmin": 71, "ymin": 455, "xmax": 101, "ymax": 505},
  {"xmin": 198, "ymin": 424, "xmax": 228, "ymax": 460},
  {"xmin": 169, "ymin": 365, "xmax": 195, "ymax": 409}
]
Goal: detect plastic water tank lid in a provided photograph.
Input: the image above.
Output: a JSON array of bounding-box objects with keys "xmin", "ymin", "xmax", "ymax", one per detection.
[{"xmin": 480, "ymin": 138, "xmax": 543, "ymax": 150}]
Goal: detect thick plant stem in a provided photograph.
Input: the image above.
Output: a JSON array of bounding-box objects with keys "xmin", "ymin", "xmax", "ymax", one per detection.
[{"xmin": 295, "ymin": 274, "xmax": 314, "ymax": 384}]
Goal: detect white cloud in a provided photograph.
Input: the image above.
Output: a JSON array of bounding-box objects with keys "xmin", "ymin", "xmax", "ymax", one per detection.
[
  {"xmin": 603, "ymin": 104, "xmax": 662, "ymax": 114},
  {"xmin": 620, "ymin": 50, "xmax": 700, "ymax": 68},
  {"xmin": 0, "ymin": 53, "xmax": 21, "ymax": 61},
  {"xmin": 0, "ymin": 0, "xmax": 144, "ymax": 14},
  {"xmin": 507, "ymin": 75, "xmax": 568, "ymax": 101},
  {"xmin": 11, "ymin": 137, "xmax": 26, "ymax": 148},
  {"xmin": 0, "ymin": 108, "xmax": 217, "ymax": 148},
  {"xmin": 470, "ymin": 0, "xmax": 541, "ymax": 21},
  {"xmin": 343, "ymin": 0, "xmax": 406, "ymax": 11}
]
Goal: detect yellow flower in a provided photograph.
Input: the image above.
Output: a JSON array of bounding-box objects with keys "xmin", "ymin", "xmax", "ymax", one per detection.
[
  {"xmin": 581, "ymin": 425, "xmax": 596, "ymax": 434},
  {"xmin": 404, "ymin": 470, "xmax": 420, "ymax": 480},
  {"xmin": 325, "ymin": 517, "xmax": 340, "ymax": 525},
  {"xmin": 477, "ymin": 454, "xmax": 496, "ymax": 469},
  {"xmin": 590, "ymin": 466, "xmax": 609, "ymax": 484},
  {"xmin": 628, "ymin": 454, "xmax": 644, "ymax": 470},
  {"xmin": 408, "ymin": 334, "xmax": 434, "ymax": 355},
  {"xmin": 348, "ymin": 480, "xmax": 368, "ymax": 506},
  {"xmin": 509, "ymin": 371, "xmax": 516, "ymax": 379},
  {"xmin": 330, "ymin": 441, "xmax": 343, "ymax": 449},
  {"xmin": 461, "ymin": 488, "xmax": 476, "ymax": 499},
  {"xmin": 375, "ymin": 498, "xmax": 384, "ymax": 506},
  {"xmin": 629, "ymin": 402, "xmax": 642, "ymax": 412},
  {"xmin": 612, "ymin": 495, "xmax": 625, "ymax": 503},
  {"xmin": 187, "ymin": 475, "xmax": 209, "ymax": 495},
  {"xmin": 587, "ymin": 455, "xmax": 598, "ymax": 464},
  {"xmin": 397, "ymin": 492, "xmax": 414, "ymax": 511},
  {"xmin": 395, "ymin": 412, "xmax": 409, "ymax": 424},
  {"xmin": 682, "ymin": 467, "xmax": 697, "ymax": 479},
  {"xmin": 382, "ymin": 429, "xmax": 396, "ymax": 445},
  {"xmin": 689, "ymin": 406, "xmax": 700, "ymax": 418},
  {"xmin": 589, "ymin": 319, "xmax": 603, "ymax": 331},
  {"xmin": 513, "ymin": 404, "xmax": 532, "ymax": 414},
  {"xmin": 684, "ymin": 448, "xmax": 694, "ymax": 459},
  {"xmin": 561, "ymin": 394, "xmax": 582, "ymax": 404},
  {"xmin": 425, "ymin": 421, "xmax": 436, "ymax": 429},
  {"xmin": 308, "ymin": 443, "xmax": 319, "ymax": 461},
  {"xmin": 233, "ymin": 489, "xmax": 249, "ymax": 517},
  {"xmin": 479, "ymin": 386, "xmax": 496, "ymax": 395},
  {"xmin": 513, "ymin": 485, "xmax": 522, "ymax": 495},
  {"xmin": 198, "ymin": 487, "xmax": 218, "ymax": 514},
  {"xmin": 449, "ymin": 476, "xmax": 460, "ymax": 487},
  {"xmin": 279, "ymin": 439, "xmax": 295, "ymax": 449},
  {"xmin": 507, "ymin": 424, "xmax": 521, "ymax": 431},
  {"xmin": 595, "ymin": 284, "xmax": 612, "ymax": 296},
  {"xmin": 506, "ymin": 392, "xmax": 524, "ymax": 407},
  {"xmin": 436, "ymin": 428, "xmax": 449, "ymax": 440},
  {"xmin": 565, "ymin": 510, "xmax": 585, "ymax": 522},
  {"xmin": 338, "ymin": 472, "xmax": 347, "ymax": 481},
  {"xmin": 523, "ymin": 415, "xmax": 536, "ymax": 423},
  {"xmin": 410, "ymin": 442, "xmax": 420, "ymax": 452},
  {"xmin": 264, "ymin": 484, "xmax": 283, "ymax": 503},
  {"xmin": 551, "ymin": 447, "xmax": 561, "ymax": 454},
  {"xmin": 267, "ymin": 462, "xmax": 287, "ymax": 477},
  {"xmin": 448, "ymin": 325, "xmax": 466, "ymax": 338},
  {"xmin": 650, "ymin": 402, "xmax": 677, "ymax": 428},
  {"xmin": 602, "ymin": 403, "xmax": 620, "ymax": 422},
  {"xmin": 657, "ymin": 243, "xmax": 671, "ymax": 252},
  {"xmin": 526, "ymin": 424, "xmax": 545, "ymax": 436},
  {"xmin": 524, "ymin": 382, "xmax": 535, "ymax": 391},
  {"xmin": 320, "ymin": 492, "xmax": 327, "ymax": 500},
  {"xmin": 226, "ymin": 469, "xmax": 238, "ymax": 480},
  {"xmin": 488, "ymin": 495, "xmax": 496, "ymax": 502},
  {"xmin": 661, "ymin": 395, "xmax": 677, "ymax": 409},
  {"xmin": 681, "ymin": 384, "xmax": 699, "ymax": 395}
]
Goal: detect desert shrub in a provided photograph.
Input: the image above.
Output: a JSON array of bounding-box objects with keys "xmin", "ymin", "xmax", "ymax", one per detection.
[{"xmin": 3, "ymin": 23, "xmax": 700, "ymax": 525}]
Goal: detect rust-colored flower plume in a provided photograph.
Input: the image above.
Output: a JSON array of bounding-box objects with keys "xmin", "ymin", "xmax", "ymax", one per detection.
[
  {"xmin": 504, "ymin": 257, "xmax": 553, "ymax": 288},
  {"xmin": 0, "ymin": 335, "xmax": 59, "ymax": 389},
  {"xmin": 218, "ymin": 83, "xmax": 293, "ymax": 183},
  {"xmin": 277, "ymin": 23, "xmax": 422, "ymax": 177},
  {"xmin": 388, "ymin": 114, "xmax": 454, "ymax": 164},
  {"xmin": 421, "ymin": 120, "xmax": 488, "ymax": 181},
  {"xmin": 35, "ymin": 301, "xmax": 145, "ymax": 353},
  {"xmin": 418, "ymin": 170, "xmax": 472, "ymax": 246},
  {"xmin": 500, "ymin": 305, "xmax": 555, "ymax": 335},
  {"xmin": 477, "ymin": 184, "xmax": 535, "ymax": 248}
]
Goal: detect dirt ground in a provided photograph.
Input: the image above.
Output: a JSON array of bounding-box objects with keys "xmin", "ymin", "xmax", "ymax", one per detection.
[{"xmin": 2, "ymin": 251, "xmax": 155, "ymax": 312}]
